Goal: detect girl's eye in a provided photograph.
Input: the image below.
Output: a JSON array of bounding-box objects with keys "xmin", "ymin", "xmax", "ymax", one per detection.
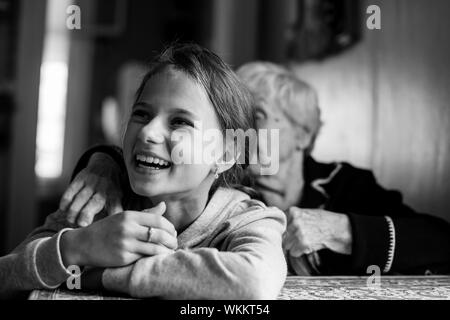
[
  {"xmin": 172, "ymin": 118, "xmax": 193, "ymax": 127},
  {"xmin": 131, "ymin": 109, "xmax": 149, "ymax": 121}
]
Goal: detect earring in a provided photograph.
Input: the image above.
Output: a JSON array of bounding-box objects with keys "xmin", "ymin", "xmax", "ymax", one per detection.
[{"xmin": 214, "ymin": 167, "xmax": 220, "ymax": 180}]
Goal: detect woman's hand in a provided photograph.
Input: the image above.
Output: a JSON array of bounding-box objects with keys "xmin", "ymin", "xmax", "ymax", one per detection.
[
  {"xmin": 60, "ymin": 202, "xmax": 178, "ymax": 268},
  {"xmin": 59, "ymin": 153, "xmax": 124, "ymax": 227},
  {"xmin": 283, "ymin": 207, "xmax": 353, "ymax": 258}
]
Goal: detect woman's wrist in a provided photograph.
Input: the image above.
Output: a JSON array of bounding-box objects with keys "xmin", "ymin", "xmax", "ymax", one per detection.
[
  {"xmin": 60, "ymin": 229, "xmax": 86, "ymax": 268},
  {"xmin": 88, "ymin": 152, "xmax": 118, "ymax": 167},
  {"xmin": 335, "ymin": 213, "xmax": 353, "ymax": 255},
  {"xmin": 88, "ymin": 152, "xmax": 125, "ymax": 186}
]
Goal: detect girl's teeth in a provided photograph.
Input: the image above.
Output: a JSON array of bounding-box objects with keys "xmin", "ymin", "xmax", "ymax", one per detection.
[{"xmin": 136, "ymin": 154, "xmax": 170, "ymax": 167}]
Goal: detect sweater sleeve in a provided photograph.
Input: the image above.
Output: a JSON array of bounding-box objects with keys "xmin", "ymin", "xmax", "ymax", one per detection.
[
  {"xmin": 0, "ymin": 210, "xmax": 75, "ymax": 299},
  {"xmin": 101, "ymin": 208, "xmax": 287, "ymax": 299},
  {"xmin": 345, "ymin": 170, "xmax": 450, "ymax": 275}
]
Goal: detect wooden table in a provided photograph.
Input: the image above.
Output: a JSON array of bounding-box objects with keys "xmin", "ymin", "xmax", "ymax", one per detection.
[{"xmin": 29, "ymin": 276, "xmax": 450, "ymax": 300}]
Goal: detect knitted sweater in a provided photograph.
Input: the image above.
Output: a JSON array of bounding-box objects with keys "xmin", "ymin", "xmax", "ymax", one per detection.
[{"xmin": 0, "ymin": 188, "xmax": 287, "ymax": 300}]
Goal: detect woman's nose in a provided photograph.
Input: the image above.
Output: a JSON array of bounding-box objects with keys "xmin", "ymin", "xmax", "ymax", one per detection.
[{"xmin": 138, "ymin": 118, "xmax": 166, "ymax": 144}]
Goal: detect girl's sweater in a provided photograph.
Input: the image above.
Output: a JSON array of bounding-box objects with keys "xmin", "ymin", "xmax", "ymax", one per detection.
[{"xmin": 0, "ymin": 187, "xmax": 287, "ymax": 299}]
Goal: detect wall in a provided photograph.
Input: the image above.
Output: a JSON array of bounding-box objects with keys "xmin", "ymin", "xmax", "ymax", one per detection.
[
  {"xmin": 6, "ymin": 0, "xmax": 46, "ymax": 251},
  {"xmin": 292, "ymin": 0, "xmax": 450, "ymax": 221}
]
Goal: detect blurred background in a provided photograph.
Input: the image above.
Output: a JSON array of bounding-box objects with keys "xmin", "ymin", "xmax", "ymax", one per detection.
[{"xmin": 1, "ymin": 0, "xmax": 449, "ymax": 254}]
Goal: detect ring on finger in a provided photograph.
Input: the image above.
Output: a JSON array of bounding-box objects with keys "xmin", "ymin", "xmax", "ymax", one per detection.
[{"xmin": 147, "ymin": 227, "xmax": 153, "ymax": 243}]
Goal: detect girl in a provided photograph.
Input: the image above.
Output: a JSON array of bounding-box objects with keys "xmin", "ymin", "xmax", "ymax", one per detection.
[{"xmin": 0, "ymin": 44, "xmax": 287, "ymax": 299}]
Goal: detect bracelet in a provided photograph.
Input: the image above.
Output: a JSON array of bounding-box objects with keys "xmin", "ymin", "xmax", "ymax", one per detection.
[{"xmin": 383, "ymin": 216, "xmax": 396, "ymax": 273}]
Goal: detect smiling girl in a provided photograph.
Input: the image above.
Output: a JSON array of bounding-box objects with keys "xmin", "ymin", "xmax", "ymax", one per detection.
[{"xmin": 0, "ymin": 44, "xmax": 287, "ymax": 299}]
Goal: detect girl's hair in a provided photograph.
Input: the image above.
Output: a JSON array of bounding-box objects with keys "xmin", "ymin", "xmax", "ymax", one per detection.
[{"xmin": 133, "ymin": 43, "xmax": 258, "ymax": 197}]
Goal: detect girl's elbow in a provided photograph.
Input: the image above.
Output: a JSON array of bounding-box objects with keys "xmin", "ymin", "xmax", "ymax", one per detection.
[
  {"xmin": 236, "ymin": 277, "xmax": 282, "ymax": 300},
  {"xmin": 235, "ymin": 265, "xmax": 287, "ymax": 300}
]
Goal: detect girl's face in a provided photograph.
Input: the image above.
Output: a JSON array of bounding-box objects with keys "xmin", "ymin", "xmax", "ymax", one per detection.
[{"xmin": 123, "ymin": 67, "xmax": 224, "ymax": 200}]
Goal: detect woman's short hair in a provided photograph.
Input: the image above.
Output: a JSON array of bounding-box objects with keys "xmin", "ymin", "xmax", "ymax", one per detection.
[
  {"xmin": 236, "ymin": 61, "xmax": 322, "ymax": 155},
  {"xmin": 131, "ymin": 43, "xmax": 257, "ymax": 193}
]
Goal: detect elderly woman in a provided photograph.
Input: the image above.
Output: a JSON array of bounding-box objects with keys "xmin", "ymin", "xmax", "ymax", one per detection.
[
  {"xmin": 56, "ymin": 62, "xmax": 450, "ymax": 276},
  {"xmin": 236, "ymin": 62, "xmax": 450, "ymax": 276}
]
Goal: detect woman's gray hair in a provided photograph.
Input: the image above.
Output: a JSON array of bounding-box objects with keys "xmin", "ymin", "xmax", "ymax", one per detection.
[{"xmin": 236, "ymin": 61, "xmax": 322, "ymax": 155}]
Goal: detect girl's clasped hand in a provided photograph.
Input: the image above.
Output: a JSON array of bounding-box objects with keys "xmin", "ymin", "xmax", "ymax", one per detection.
[{"xmin": 61, "ymin": 201, "xmax": 178, "ymax": 268}]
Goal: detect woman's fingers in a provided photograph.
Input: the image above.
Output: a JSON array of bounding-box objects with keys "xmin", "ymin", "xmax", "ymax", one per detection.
[
  {"xmin": 106, "ymin": 194, "xmax": 124, "ymax": 216},
  {"xmin": 66, "ymin": 185, "xmax": 96, "ymax": 224},
  {"xmin": 307, "ymin": 252, "xmax": 322, "ymax": 275},
  {"xmin": 289, "ymin": 237, "xmax": 310, "ymax": 258},
  {"xmin": 136, "ymin": 225, "xmax": 178, "ymax": 250},
  {"xmin": 283, "ymin": 225, "xmax": 306, "ymax": 253},
  {"xmin": 62, "ymin": 171, "xmax": 99, "ymax": 224},
  {"xmin": 288, "ymin": 254, "xmax": 315, "ymax": 276},
  {"xmin": 76, "ymin": 179, "xmax": 112, "ymax": 226},
  {"xmin": 76, "ymin": 193, "xmax": 106, "ymax": 227},
  {"xmin": 282, "ymin": 232, "xmax": 294, "ymax": 252},
  {"xmin": 59, "ymin": 173, "xmax": 86, "ymax": 212}
]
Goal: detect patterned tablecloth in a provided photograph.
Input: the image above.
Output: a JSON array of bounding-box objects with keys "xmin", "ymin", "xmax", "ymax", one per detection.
[
  {"xmin": 29, "ymin": 276, "xmax": 450, "ymax": 300},
  {"xmin": 278, "ymin": 276, "xmax": 450, "ymax": 300}
]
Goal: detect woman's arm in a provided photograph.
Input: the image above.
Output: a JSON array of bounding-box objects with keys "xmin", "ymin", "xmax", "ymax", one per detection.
[
  {"xmin": 337, "ymin": 167, "xmax": 450, "ymax": 275},
  {"xmin": 102, "ymin": 208, "xmax": 287, "ymax": 299}
]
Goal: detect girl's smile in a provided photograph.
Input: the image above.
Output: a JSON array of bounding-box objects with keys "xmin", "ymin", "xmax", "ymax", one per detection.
[{"xmin": 133, "ymin": 150, "xmax": 172, "ymax": 174}]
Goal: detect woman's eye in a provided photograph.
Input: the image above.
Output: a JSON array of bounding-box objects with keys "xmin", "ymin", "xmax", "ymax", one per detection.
[{"xmin": 255, "ymin": 110, "xmax": 266, "ymax": 121}]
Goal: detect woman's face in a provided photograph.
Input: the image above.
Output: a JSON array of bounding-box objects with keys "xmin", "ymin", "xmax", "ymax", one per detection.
[
  {"xmin": 253, "ymin": 92, "xmax": 298, "ymax": 162},
  {"xmin": 123, "ymin": 67, "xmax": 224, "ymax": 199}
]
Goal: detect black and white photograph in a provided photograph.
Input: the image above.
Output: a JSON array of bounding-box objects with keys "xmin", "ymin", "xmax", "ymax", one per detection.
[{"xmin": 0, "ymin": 0, "xmax": 449, "ymax": 308}]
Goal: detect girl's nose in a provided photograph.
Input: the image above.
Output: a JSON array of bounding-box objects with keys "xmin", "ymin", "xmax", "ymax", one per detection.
[{"xmin": 138, "ymin": 118, "xmax": 166, "ymax": 144}]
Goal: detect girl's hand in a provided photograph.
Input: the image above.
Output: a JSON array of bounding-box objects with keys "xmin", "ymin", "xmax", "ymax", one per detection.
[{"xmin": 61, "ymin": 202, "xmax": 178, "ymax": 268}]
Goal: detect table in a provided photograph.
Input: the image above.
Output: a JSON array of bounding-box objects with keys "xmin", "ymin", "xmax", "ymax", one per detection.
[
  {"xmin": 29, "ymin": 276, "xmax": 450, "ymax": 300},
  {"xmin": 278, "ymin": 276, "xmax": 450, "ymax": 300}
]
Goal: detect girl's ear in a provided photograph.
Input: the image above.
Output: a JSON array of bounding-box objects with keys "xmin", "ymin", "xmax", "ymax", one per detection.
[
  {"xmin": 214, "ymin": 156, "xmax": 236, "ymax": 175},
  {"xmin": 295, "ymin": 127, "xmax": 313, "ymax": 152},
  {"xmin": 214, "ymin": 139, "xmax": 238, "ymax": 174}
]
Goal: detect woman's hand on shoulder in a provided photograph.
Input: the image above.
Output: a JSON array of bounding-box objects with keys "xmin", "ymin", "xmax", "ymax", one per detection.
[
  {"xmin": 60, "ymin": 202, "xmax": 178, "ymax": 268},
  {"xmin": 59, "ymin": 152, "xmax": 124, "ymax": 227}
]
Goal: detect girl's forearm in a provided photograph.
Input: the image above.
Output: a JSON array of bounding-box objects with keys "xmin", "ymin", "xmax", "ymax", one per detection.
[
  {"xmin": 103, "ymin": 248, "xmax": 286, "ymax": 299},
  {"xmin": 0, "ymin": 230, "xmax": 75, "ymax": 298}
]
